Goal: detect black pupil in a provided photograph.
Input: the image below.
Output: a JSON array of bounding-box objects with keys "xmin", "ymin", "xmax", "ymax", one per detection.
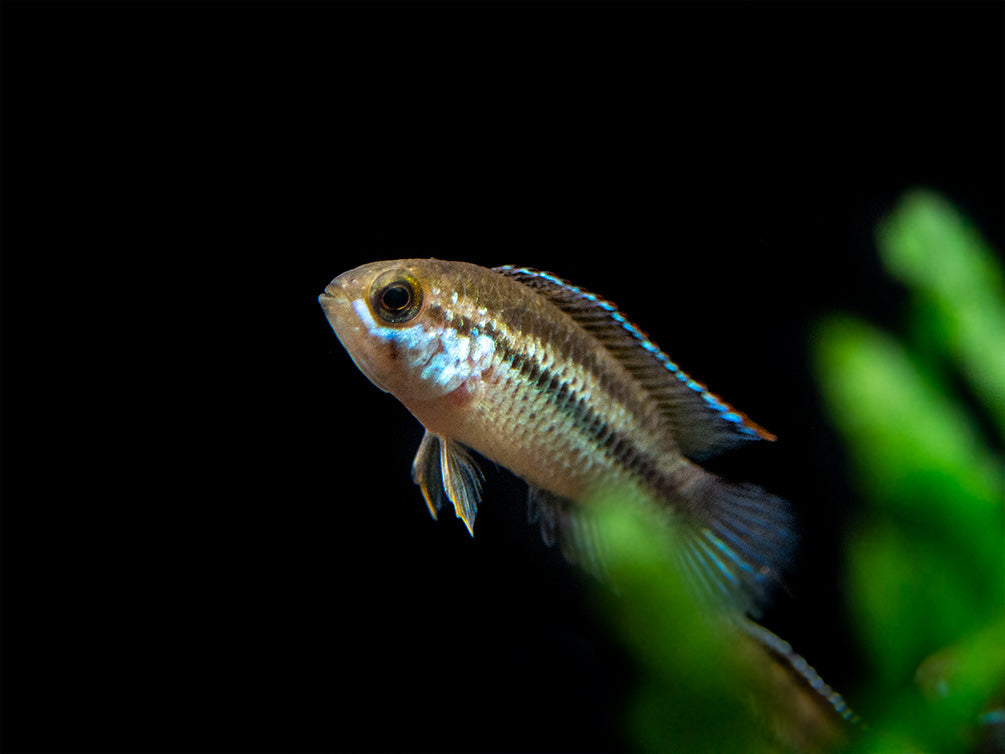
[{"xmin": 382, "ymin": 284, "xmax": 411, "ymax": 311}]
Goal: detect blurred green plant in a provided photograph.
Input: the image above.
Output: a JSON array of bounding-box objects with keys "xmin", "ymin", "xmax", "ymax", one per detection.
[
  {"xmin": 591, "ymin": 491, "xmax": 857, "ymax": 753},
  {"xmin": 592, "ymin": 191, "xmax": 1003, "ymax": 753},
  {"xmin": 589, "ymin": 495, "xmax": 782, "ymax": 754},
  {"xmin": 815, "ymin": 191, "xmax": 1004, "ymax": 752}
]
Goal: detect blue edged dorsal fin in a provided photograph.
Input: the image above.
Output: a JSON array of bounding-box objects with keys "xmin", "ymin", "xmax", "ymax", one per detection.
[
  {"xmin": 527, "ymin": 486, "xmax": 609, "ymax": 580},
  {"xmin": 412, "ymin": 431, "xmax": 484, "ymax": 535},
  {"xmin": 495, "ymin": 266, "xmax": 775, "ymax": 462}
]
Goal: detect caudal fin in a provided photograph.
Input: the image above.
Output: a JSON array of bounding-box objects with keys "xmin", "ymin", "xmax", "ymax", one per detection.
[{"xmin": 672, "ymin": 469, "xmax": 797, "ymax": 615}]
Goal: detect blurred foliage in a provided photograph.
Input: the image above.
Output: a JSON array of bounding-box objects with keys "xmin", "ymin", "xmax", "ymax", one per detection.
[
  {"xmin": 878, "ymin": 192, "xmax": 1005, "ymax": 436},
  {"xmin": 589, "ymin": 495, "xmax": 782, "ymax": 753},
  {"xmin": 590, "ymin": 492, "xmax": 855, "ymax": 753},
  {"xmin": 592, "ymin": 191, "xmax": 1004, "ymax": 752},
  {"xmin": 815, "ymin": 191, "xmax": 1004, "ymax": 752}
]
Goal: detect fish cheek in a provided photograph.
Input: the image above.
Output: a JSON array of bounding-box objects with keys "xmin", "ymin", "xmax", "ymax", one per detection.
[
  {"xmin": 380, "ymin": 340, "xmax": 429, "ymax": 396},
  {"xmin": 347, "ymin": 332, "xmax": 410, "ymax": 397},
  {"xmin": 375, "ymin": 340, "xmax": 419, "ymax": 395},
  {"xmin": 383, "ymin": 344, "xmax": 449, "ymax": 403}
]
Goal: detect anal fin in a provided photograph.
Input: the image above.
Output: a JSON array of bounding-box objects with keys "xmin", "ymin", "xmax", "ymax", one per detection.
[{"xmin": 527, "ymin": 486, "xmax": 609, "ymax": 580}]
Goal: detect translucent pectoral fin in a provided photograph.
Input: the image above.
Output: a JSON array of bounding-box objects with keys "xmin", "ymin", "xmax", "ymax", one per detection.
[{"xmin": 411, "ymin": 431, "xmax": 446, "ymax": 520}]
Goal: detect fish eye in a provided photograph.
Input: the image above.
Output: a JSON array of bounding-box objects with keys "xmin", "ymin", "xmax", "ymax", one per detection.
[
  {"xmin": 370, "ymin": 270, "xmax": 423, "ymax": 324},
  {"xmin": 381, "ymin": 284, "xmax": 412, "ymax": 311}
]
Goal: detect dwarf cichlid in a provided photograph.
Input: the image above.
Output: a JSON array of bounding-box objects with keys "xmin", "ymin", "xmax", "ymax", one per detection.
[
  {"xmin": 319, "ymin": 259, "xmax": 857, "ymax": 742},
  {"xmin": 319, "ymin": 258, "xmax": 790, "ymax": 605}
]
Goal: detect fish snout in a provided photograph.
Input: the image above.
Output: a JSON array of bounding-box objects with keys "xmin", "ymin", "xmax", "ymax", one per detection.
[
  {"xmin": 319, "ymin": 273, "xmax": 360, "ymax": 338},
  {"xmin": 323, "ymin": 266, "xmax": 372, "ymax": 308},
  {"xmin": 318, "ymin": 286, "xmax": 346, "ymax": 317}
]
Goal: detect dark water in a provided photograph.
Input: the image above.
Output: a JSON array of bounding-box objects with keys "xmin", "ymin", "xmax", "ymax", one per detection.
[{"xmin": 3, "ymin": 2, "xmax": 1002, "ymax": 752}]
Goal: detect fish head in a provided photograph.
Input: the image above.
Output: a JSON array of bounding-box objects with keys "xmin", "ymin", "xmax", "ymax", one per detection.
[{"xmin": 319, "ymin": 259, "xmax": 496, "ymax": 403}]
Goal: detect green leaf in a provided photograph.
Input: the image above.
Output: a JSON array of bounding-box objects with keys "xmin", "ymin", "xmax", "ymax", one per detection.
[
  {"xmin": 813, "ymin": 191, "xmax": 1005, "ymax": 752},
  {"xmin": 878, "ymin": 190, "xmax": 1005, "ymax": 436}
]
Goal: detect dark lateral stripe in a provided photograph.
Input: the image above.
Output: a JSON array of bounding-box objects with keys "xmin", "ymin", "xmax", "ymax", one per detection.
[{"xmin": 426, "ymin": 302, "xmax": 676, "ymax": 501}]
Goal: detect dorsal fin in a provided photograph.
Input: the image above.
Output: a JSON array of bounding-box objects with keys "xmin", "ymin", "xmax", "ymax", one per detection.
[{"xmin": 495, "ymin": 266, "xmax": 775, "ymax": 461}]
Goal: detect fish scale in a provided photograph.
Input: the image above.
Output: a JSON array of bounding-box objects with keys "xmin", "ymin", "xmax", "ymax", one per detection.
[
  {"xmin": 414, "ymin": 297, "xmax": 613, "ymax": 495},
  {"xmin": 477, "ymin": 304, "xmax": 661, "ymax": 500}
]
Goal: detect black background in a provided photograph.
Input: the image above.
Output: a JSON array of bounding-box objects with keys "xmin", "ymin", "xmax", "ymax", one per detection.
[{"xmin": 2, "ymin": 2, "xmax": 1002, "ymax": 752}]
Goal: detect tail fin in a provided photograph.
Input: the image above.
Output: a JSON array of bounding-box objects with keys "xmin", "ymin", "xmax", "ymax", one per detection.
[{"xmin": 671, "ymin": 468, "xmax": 797, "ymax": 616}]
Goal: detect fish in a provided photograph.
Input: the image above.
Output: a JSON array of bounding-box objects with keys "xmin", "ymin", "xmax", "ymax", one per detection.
[
  {"xmin": 318, "ymin": 258, "xmax": 858, "ymax": 737},
  {"xmin": 318, "ymin": 258, "xmax": 790, "ymax": 607}
]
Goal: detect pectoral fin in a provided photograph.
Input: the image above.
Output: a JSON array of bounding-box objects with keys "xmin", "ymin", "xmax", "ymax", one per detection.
[{"xmin": 411, "ymin": 431, "xmax": 484, "ymax": 535}]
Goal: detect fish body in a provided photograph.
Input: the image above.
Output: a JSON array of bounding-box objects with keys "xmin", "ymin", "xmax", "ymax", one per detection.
[{"xmin": 319, "ymin": 258, "xmax": 791, "ymax": 611}]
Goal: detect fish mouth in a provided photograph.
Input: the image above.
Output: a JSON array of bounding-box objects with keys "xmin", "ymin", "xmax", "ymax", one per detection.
[
  {"xmin": 318, "ymin": 278, "xmax": 352, "ymax": 338},
  {"xmin": 318, "ymin": 283, "xmax": 352, "ymax": 326},
  {"xmin": 318, "ymin": 281, "xmax": 348, "ymax": 306}
]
